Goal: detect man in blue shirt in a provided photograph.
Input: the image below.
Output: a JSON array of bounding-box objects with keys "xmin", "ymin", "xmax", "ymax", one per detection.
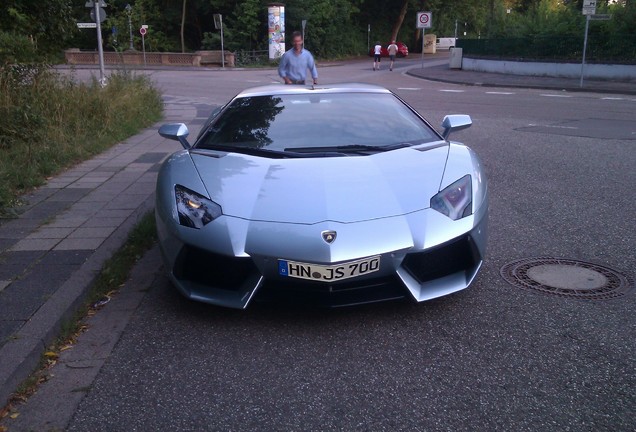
[{"xmin": 278, "ymin": 31, "xmax": 318, "ymax": 85}]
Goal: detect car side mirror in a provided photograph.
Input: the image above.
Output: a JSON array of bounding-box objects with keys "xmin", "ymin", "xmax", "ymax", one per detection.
[
  {"xmin": 159, "ymin": 123, "xmax": 191, "ymax": 149},
  {"xmin": 441, "ymin": 114, "xmax": 472, "ymax": 140}
]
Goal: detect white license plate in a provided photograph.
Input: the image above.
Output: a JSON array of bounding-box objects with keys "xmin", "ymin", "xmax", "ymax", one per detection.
[{"xmin": 278, "ymin": 256, "xmax": 381, "ymax": 282}]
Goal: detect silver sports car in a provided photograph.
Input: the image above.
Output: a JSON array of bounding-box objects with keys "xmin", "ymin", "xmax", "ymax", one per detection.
[{"xmin": 156, "ymin": 83, "xmax": 488, "ymax": 309}]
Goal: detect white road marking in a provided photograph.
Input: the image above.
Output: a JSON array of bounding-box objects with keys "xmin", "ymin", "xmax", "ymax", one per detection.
[
  {"xmin": 486, "ymin": 91, "xmax": 515, "ymax": 95},
  {"xmin": 601, "ymin": 97, "xmax": 624, "ymax": 100},
  {"xmin": 397, "ymin": 87, "xmax": 421, "ymax": 90},
  {"xmin": 439, "ymin": 89, "xmax": 465, "ymax": 93},
  {"xmin": 526, "ymin": 123, "xmax": 577, "ymax": 130},
  {"xmin": 540, "ymin": 94, "xmax": 573, "ymax": 98}
]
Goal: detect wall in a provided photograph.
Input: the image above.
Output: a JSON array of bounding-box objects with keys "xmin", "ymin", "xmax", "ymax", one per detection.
[
  {"xmin": 64, "ymin": 50, "xmax": 235, "ymax": 67},
  {"xmin": 462, "ymin": 57, "xmax": 636, "ymax": 81}
]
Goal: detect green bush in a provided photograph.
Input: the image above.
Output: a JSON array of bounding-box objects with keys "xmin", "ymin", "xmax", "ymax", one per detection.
[
  {"xmin": 0, "ymin": 66, "xmax": 163, "ymax": 211},
  {"xmin": 0, "ymin": 32, "xmax": 39, "ymax": 65}
]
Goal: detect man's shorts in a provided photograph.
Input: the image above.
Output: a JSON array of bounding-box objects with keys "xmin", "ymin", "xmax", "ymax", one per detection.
[
  {"xmin": 374, "ymin": 54, "xmax": 381, "ymax": 62},
  {"xmin": 389, "ymin": 54, "xmax": 396, "ymax": 61}
]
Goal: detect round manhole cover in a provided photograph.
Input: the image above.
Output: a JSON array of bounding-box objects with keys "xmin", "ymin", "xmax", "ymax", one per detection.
[{"xmin": 500, "ymin": 257, "xmax": 633, "ymax": 300}]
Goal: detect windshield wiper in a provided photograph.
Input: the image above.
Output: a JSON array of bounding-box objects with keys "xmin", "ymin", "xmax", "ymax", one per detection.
[
  {"xmin": 285, "ymin": 142, "xmax": 412, "ymax": 155},
  {"xmin": 195, "ymin": 144, "xmax": 341, "ymax": 159}
]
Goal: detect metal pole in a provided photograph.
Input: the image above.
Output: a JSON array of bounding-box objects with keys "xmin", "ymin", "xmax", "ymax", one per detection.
[
  {"xmin": 142, "ymin": 34, "xmax": 146, "ymax": 67},
  {"xmin": 580, "ymin": 15, "xmax": 590, "ymax": 88},
  {"xmin": 126, "ymin": 4, "xmax": 134, "ymax": 50},
  {"xmin": 421, "ymin": 29, "xmax": 425, "ymax": 68},
  {"xmin": 220, "ymin": 15, "xmax": 225, "ymax": 69},
  {"xmin": 94, "ymin": 3, "xmax": 106, "ymax": 86}
]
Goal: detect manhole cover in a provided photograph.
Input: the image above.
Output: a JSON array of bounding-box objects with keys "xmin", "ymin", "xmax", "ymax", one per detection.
[{"xmin": 500, "ymin": 257, "xmax": 633, "ymax": 300}]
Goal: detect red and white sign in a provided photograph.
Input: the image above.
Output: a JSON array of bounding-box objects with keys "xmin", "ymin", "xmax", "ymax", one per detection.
[
  {"xmin": 417, "ymin": 12, "xmax": 432, "ymax": 29},
  {"xmin": 139, "ymin": 27, "xmax": 147, "ymax": 35}
]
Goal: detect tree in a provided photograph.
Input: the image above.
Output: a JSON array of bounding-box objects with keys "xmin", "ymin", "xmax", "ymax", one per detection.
[
  {"xmin": 390, "ymin": 0, "xmax": 410, "ymax": 42},
  {"xmin": 0, "ymin": 0, "xmax": 76, "ymax": 55}
]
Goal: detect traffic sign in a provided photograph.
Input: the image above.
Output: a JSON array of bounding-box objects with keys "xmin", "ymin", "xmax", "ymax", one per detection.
[
  {"xmin": 417, "ymin": 12, "xmax": 432, "ymax": 29},
  {"xmin": 582, "ymin": 0, "xmax": 596, "ymax": 15},
  {"xmin": 589, "ymin": 14, "xmax": 611, "ymax": 20},
  {"xmin": 140, "ymin": 27, "xmax": 147, "ymax": 36},
  {"xmin": 77, "ymin": 22, "xmax": 97, "ymax": 28},
  {"xmin": 85, "ymin": 0, "xmax": 107, "ymax": 8},
  {"xmin": 90, "ymin": 7, "xmax": 107, "ymax": 23}
]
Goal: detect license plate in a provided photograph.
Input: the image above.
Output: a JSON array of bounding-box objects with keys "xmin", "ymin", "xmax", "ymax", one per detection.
[{"xmin": 278, "ymin": 256, "xmax": 381, "ymax": 282}]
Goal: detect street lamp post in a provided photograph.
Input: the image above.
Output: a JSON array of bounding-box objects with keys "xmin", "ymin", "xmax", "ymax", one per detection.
[{"xmin": 125, "ymin": 4, "xmax": 134, "ymax": 51}]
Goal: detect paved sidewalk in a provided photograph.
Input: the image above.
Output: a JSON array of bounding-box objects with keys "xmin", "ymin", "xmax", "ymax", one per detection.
[
  {"xmin": 1, "ymin": 61, "xmax": 634, "ymax": 408},
  {"xmin": 407, "ymin": 63, "xmax": 636, "ymax": 95},
  {"xmin": 0, "ymin": 95, "xmax": 213, "ymax": 407}
]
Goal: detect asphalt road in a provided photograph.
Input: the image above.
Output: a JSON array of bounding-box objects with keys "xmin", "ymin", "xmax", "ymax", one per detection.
[{"xmin": 4, "ymin": 57, "xmax": 635, "ymax": 432}]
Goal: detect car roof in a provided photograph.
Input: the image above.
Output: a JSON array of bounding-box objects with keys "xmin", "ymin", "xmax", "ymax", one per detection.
[{"xmin": 236, "ymin": 82, "xmax": 392, "ymax": 98}]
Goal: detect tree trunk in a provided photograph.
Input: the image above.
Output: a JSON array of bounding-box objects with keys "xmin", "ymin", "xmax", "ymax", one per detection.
[
  {"xmin": 181, "ymin": 0, "xmax": 186, "ymax": 53},
  {"xmin": 390, "ymin": 0, "xmax": 410, "ymax": 42}
]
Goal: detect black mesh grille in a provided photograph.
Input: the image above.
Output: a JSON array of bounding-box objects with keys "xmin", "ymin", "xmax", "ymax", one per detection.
[
  {"xmin": 402, "ymin": 236, "xmax": 480, "ymax": 283},
  {"xmin": 174, "ymin": 245, "xmax": 260, "ymax": 291},
  {"xmin": 256, "ymin": 275, "xmax": 408, "ymax": 307}
]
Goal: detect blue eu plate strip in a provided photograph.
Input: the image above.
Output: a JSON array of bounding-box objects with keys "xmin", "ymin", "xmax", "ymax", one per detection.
[{"xmin": 278, "ymin": 260, "xmax": 289, "ymax": 276}]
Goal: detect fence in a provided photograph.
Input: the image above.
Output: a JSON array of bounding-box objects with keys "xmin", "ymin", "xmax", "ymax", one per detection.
[
  {"xmin": 233, "ymin": 50, "xmax": 277, "ymax": 67},
  {"xmin": 64, "ymin": 49, "xmax": 235, "ymax": 67},
  {"xmin": 457, "ymin": 34, "xmax": 636, "ymax": 64}
]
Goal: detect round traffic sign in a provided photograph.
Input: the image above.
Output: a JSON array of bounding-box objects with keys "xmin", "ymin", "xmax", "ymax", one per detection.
[
  {"xmin": 417, "ymin": 11, "xmax": 432, "ymax": 28},
  {"xmin": 90, "ymin": 7, "xmax": 107, "ymax": 23},
  {"xmin": 140, "ymin": 27, "xmax": 147, "ymax": 36}
]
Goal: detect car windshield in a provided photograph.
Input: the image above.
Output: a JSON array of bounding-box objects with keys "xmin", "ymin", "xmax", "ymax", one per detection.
[{"xmin": 195, "ymin": 93, "xmax": 439, "ymax": 155}]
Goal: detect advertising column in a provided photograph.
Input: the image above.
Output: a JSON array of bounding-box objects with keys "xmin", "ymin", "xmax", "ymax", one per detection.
[{"xmin": 268, "ymin": 3, "xmax": 285, "ymax": 60}]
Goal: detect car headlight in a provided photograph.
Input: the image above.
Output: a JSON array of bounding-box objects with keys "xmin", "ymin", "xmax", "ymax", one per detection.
[
  {"xmin": 431, "ymin": 175, "xmax": 472, "ymax": 220},
  {"xmin": 175, "ymin": 185, "xmax": 222, "ymax": 229}
]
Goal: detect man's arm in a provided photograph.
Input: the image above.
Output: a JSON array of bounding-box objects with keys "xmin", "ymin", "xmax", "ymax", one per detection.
[
  {"xmin": 278, "ymin": 53, "xmax": 292, "ymax": 84},
  {"xmin": 308, "ymin": 53, "xmax": 318, "ymax": 85}
]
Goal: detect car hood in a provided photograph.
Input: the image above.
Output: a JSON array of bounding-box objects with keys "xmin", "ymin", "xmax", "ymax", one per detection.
[{"xmin": 191, "ymin": 144, "xmax": 449, "ymax": 224}]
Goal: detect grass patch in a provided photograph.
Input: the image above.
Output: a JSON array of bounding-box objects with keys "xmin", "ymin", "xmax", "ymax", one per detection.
[
  {"xmin": 0, "ymin": 65, "xmax": 163, "ymax": 212},
  {"xmin": 0, "ymin": 212, "xmax": 157, "ymax": 420},
  {"xmin": 84, "ymin": 211, "xmax": 157, "ymax": 308}
]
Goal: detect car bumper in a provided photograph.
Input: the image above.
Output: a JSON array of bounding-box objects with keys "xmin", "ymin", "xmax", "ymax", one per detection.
[{"xmin": 156, "ymin": 204, "xmax": 488, "ymax": 309}]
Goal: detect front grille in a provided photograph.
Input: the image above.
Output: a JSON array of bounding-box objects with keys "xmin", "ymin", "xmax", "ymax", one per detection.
[
  {"xmin": 255, "ymin": 275, "xmax": 408, "ymax": 307},
  {"xmin": 173, "ymin": 245, "xmax": 260, "ymax": 291},
  {"xmin": 402, "ymin": 236, "xmax": 481, "ymax": 283}
]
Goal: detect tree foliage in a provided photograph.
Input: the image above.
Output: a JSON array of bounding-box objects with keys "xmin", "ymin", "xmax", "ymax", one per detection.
[
  {"xmin": 0, "ymin": 0, "xmax": 633, "ymax": 59},
  {"xmin": 1, "ymin": 0, "xmax": 76, "ymax": 55}
]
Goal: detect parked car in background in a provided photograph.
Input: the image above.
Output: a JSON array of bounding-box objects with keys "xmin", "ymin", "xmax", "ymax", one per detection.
[
  {"xmin": 436, "ymin": 37, "xmax": 457, "ymax": 50},
  {"xmin": 368, "ymin": 41, "xmax": 409, "ymax": 57},
  {"xmin": 156, "ymin": 83, "xmax": 488, "ymax": 309}
]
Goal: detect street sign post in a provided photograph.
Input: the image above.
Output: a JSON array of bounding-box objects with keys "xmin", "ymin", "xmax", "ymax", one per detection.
[
  {"xmin": 580, "ymin": 1, "xmax": 609, "ymax": 87},
  {"xmin": 88, "ymin": 1, "xmax": 107, "ymax": 86},
  {"xmin": 417, "ymin": 12, "xmax": 432, "ymax": 68},
  {"xmin": 140, "ymin": 27, "xmax": 147, "ymax": 67},
  {"xmin": 213, "ymin": 14, "xmax": 225, "ymax": 68}
]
